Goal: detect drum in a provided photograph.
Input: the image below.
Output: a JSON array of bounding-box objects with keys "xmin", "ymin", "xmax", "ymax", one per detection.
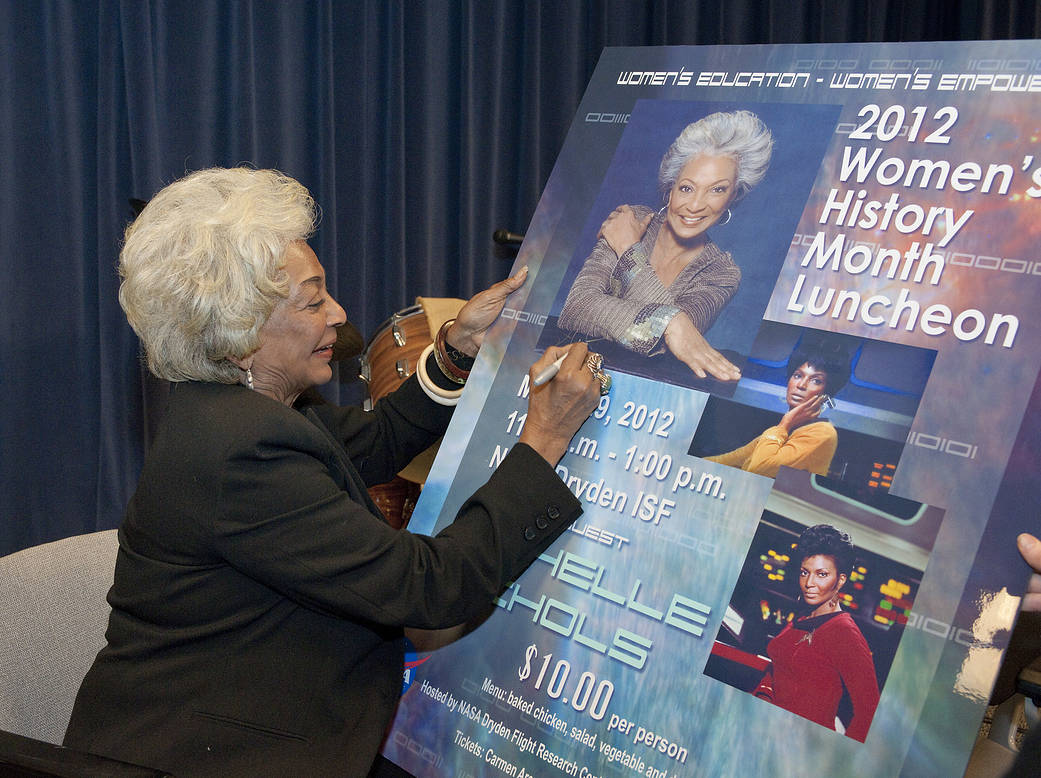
[
  {"xmin": 367, "ymin": 475, "xmax": 422, "ymax": 531},
  {"xmin": 360, "ymin": 305, "xmax": 430, "ymax": 529},
  {"xmin": 359, "ymin": 304, "xmax": 432, "ymax": 406}
]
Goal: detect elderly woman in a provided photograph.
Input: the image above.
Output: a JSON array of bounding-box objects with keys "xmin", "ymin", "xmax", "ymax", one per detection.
[
  {"xmin": 63, "ymin": 168, "xmax": 602, "ymax": 776},
  {"xmin": 754, "ymin": 524, "xmax": 880, "ymax": 741},
  {"xmin": 558, "ymin": 110, "xmax": 773, "ymax": 382},
  {"xmin": 705, "ymin": 340, "xmax": 850, "ymax": 478}
]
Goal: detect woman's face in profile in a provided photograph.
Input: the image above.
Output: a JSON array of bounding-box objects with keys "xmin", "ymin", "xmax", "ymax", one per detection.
[
  {"xmin": 248, "ymin": 241, "xmax": 347, "ymax": 403},
  {"xmin": 664, "ymin": 153, "xmax": 738, "ymax": 244},
  {"xmin": 799, "ymin": 553, "xmax": 846, "ymax": 611},
  {"xmin": 786, "ymin": 362, "xmax": 828, "ymax": 409}
]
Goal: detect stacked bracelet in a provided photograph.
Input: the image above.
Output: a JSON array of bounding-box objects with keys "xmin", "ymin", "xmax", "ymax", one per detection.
[
  {"xmin": 417, "ymin": 344, "xmax": 464, "ymax": 406},
  {"xmin": 433, "ymin": 319, "xmax": 474, "ymax": 385}
]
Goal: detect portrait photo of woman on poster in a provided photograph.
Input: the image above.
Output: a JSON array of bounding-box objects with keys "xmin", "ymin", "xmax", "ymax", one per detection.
[
  {"xmin": 689, "ymin": 320, "xmax": 935, "ymax": 491},
  {"xmin": 556, "ymin": 110, "xmax": 773, "ymax": 383},
  {"xmin": 753, "ymin": 523, "xmax": 880, "ymax": 742},
  {"xmin": 704, "ymin": 338, "xmax": 851, "ymax": 478}
]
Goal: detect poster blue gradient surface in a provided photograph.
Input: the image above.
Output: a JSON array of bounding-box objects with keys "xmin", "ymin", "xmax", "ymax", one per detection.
[{"xmin": 384, "ymin": 41, "xmax": 1041, "ymax": 777}]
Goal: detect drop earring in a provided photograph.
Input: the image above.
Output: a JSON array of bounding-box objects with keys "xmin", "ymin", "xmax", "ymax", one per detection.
[
  {"xmin": 719, "ymin": 208, "xmax": 733, "ymax": 226},
  {"xmin": 246, "ymin": 367, "xmax": 254, "ymax": 391}
]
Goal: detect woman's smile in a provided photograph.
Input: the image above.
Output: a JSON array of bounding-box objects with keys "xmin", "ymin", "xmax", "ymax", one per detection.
[{"xmin": 664, "ymin": 153, "xmax": 737, "ymax": 244}]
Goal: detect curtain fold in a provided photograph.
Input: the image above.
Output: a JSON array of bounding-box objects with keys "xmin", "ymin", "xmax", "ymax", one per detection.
[{"xmin": 1, "ymin": 0, "xmax": 1038, "ymax": 555}]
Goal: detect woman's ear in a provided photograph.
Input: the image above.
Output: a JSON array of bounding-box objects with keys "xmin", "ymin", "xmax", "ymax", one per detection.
[{"xmin": 837, "ymin": 572, "xmax": 848, "ymax": 591}]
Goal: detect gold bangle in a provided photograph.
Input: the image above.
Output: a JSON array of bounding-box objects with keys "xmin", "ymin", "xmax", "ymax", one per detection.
[{"xmin": 434, "ymin": 319, "xmax": 471, "ymax": 385}]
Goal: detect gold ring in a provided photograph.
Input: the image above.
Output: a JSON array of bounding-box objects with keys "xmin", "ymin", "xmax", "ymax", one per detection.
[{"xmin": 582, "ymin": 352, "xmax": 610, "ymax": 394}]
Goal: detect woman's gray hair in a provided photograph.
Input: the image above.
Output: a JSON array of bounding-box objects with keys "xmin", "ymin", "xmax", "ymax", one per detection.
[
  {"xmin": 118, "ymin": 167, "xmax": 318, "ymax": 383},
  {"xmin": 658, "ymin": 110, "xmax": 774, "ymax": 199}
]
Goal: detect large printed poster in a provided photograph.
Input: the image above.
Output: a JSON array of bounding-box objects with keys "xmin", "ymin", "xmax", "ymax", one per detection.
[{"xmin": 383, "ymin": 41, "xmax": 1041, "ymax": 777}]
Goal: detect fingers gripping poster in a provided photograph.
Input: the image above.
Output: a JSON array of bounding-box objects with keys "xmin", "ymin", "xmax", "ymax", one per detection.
[{"xmin": 383, "ymin": 41, "xmax": 1041, "ymax": 777}]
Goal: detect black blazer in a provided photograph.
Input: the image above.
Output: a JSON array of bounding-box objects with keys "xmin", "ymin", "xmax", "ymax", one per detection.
[{"xmin": 64, "ymin": 377, "xmax": 580, "ymax": 776}]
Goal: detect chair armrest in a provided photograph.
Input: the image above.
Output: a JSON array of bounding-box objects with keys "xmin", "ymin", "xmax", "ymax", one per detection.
[{"xmin": 0, "ymin": 728, "xmax": 171, "ymax": 777}]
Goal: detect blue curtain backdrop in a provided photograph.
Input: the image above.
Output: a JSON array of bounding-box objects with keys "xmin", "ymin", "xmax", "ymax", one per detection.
[{"xmin": 1, "ymin": 0, "xmax": 1038, "ymax": 556}]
